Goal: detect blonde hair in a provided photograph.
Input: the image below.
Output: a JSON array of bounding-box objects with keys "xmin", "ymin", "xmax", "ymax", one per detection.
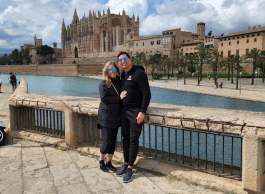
[{"xmin": 102, "ymin": 61, "xmax": 121, "ymax": 88}]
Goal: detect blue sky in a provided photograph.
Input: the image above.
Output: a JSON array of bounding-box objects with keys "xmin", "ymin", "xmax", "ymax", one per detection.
[{"xmin": 0, "ymin": 0, "xmax": 265, "ymax": 55}]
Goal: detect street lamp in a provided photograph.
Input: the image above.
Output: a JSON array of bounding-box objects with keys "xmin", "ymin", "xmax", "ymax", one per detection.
[
  {"xmin": 177, "ymin": 71, "xmax": 179, "ymax": 87},
  {"xmin": 239, "ymin": 72, "xmax": 242, "ymax": 94},
  {"xmin": 255, "ymin": 72, "xmax": 257, "ymax": 87},
  {"xmin": 207, "ymin": 68, "xmax": 208, "ymax": 79}
]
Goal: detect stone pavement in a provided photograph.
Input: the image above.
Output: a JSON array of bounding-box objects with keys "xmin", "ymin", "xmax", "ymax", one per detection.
[
  {"xmin": 0, "ymin": 83, "xmax": 13, "ymax": 127},
  {"xmin": 87, "ymin": 75, "xmax": 265, "ymax": 103},
  {"xmin": 0, "ymin": 140, "xmax": 224, "ymax": 194}
]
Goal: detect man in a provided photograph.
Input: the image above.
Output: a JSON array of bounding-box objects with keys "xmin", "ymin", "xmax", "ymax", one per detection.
[
  {"xmin": 116, "ymin": 52, "xmax": 151, "ymax": 183},
  {"xmin": 9, "ymin": 72, "xmax": 17, "ymax": 91},
  {"xmin": 0, "ymin": 72, "xmax": 2, "ymax": 93}
]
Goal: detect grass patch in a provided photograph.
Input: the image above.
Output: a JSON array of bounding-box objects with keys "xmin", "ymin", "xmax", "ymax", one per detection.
[
  {"xmin": 52, "ymin": 144, "xmax": 58, "ymax": 148},
  {"xmin": 61, "ymin": 147, "xmax": 68, "ymax": 151},
  {"xmin": 168, "ymin": 175, "xmax": 177, "ymax": 181},
  {"xmin": 40, "ymin": 143, "xmax": 46, "ymax": 147},
  {"xmin": 210, "ymin": 186, "xmax": 219, "ymax": 191},
  {"xmin": 188, "ymin": 181, "xmax": 200, "ymax": 186},
  {"xmin": 80, "ymin": 152, "xmax": 88, "ymax": 156},
  {"xmin": 112, "ymin": 161, "xmax": 122, "ymax": 165}
]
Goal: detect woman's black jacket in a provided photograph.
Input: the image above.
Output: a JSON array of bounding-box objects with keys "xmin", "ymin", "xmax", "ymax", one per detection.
[{"xmin": 97, "ymin": 77, "xmax": 121, "ymax": 129}]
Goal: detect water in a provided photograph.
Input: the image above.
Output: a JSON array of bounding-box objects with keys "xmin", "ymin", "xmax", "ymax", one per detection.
[
  {"xmin": 2, "ymin": 74, "xmax": 263, "ymax": 167},
  {"xmin": 2, "ymin": 74, "xmax": 265, "ymax": 112}
]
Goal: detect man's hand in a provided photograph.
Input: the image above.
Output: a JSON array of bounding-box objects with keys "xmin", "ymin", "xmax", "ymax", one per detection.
[
  {"xmin": 136, "ymin": 112, "xmax": 145, "ymax": 125},
  {"xmin": 120, "ymin": 91, "xmax": 127, "ymax": 100}
]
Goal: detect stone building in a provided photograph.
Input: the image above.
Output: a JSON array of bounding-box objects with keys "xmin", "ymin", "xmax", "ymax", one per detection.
[
  {"xmin": 217, "ymin": 25, "xmax": 265, "ymax": 57},
  {"xmin": 20, "ymin": 35, "xmax": 62, "ymax": 64},
  {"xmin": 61, "ymin": 8, "xmax": 139, "ymax": 58}
]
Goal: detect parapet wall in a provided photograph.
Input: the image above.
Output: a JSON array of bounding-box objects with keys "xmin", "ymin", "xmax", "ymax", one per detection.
[{"xmin": 8, "ymin": 78, "xmax": 265, "ymax": 193}]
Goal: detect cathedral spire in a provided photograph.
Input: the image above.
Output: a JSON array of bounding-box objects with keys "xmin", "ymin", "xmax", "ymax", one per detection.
[
  {"xmin": 89, "ymin": 10, "xmax": 92, "ymax": 19},
  {"xmin": 132, "ymin": 13, "xmax": 135, "ymax": 20},
  {"xmin": 62, "ymin": 18, "xmax": 66, "ymax": 29},
  {"xmin": 103, "ymin": 10, "xmax": 105, "ymax": 15},
  {"xmin": 74, "ymin": 8, "xmax": 77, "ymax": 17},
  {"xmin": 122, "ymin": 8, "xmax": 125, "ymax": 15},
  {"xmin": 98, "ymin": 10, "xmax": 101, "ymax": 17},
  {"xmin": 137, "ymin": 15, "xmax": 139, "ymax": 22},
  {"xmin": 107, "ymin": 7, "xmax": 110, "ymax": 15}
]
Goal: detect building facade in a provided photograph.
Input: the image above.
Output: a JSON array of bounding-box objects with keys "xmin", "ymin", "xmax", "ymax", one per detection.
[{"xmin": 61, "ymin": 8, "xmax": 139, "ymax": 58}]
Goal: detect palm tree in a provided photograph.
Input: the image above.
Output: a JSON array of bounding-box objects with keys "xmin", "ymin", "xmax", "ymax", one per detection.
[
  {"xmin": 173, "ymin": 50, "xmax": 183, "ymax": 79},
  {"xmin": 194, "ymin": 43, "xmax": 209, "ymax": 81},
  {"xmin": 234, "ymin": 55, "xmax": 244, "ymax": 89},
  {"xmin": 212, "ymin": 51, "xmax": 222, "ymax": 83},
  {"xmin": 228, "ymin": 55, "xmax": 235, "ymax": 84},
  {"xmin": 258, "ymin": 51, "xmax": 265, "ymax": 83},
  {"xmin": 148, "ymin": 54, "xmax": 161, "ymax": 81},
  {"xmin": 135, "ymin": 52, "xmax": 147, "ymax": 71},
  {"xmin": 245, "ymin": 48, "xmax": 261, "ymax": 85},
  {"xmin": 180, "ymin": 57, "xmax": 189, "ymax": 84}
]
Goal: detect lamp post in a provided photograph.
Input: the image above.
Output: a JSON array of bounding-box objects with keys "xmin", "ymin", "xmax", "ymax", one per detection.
[
  {"xmin": 177, "ymin": 71, "xmax": 179, "ymax": 87},
  {"xmin": 207, "ymin": 68, "xmax": 208, "ymax": 79},
  {"xmin": 255, "ymin": 72, "xmax": 257, "ymax": 87},
  {"xmin": 239, "ymin": 72, "xmax": 242, "ymax": 94}
]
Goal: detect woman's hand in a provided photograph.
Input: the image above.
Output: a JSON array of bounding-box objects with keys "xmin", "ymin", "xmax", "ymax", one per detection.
[{"xmin": 120, "ymin": 91, "xmax": 127, "ymax": 100}]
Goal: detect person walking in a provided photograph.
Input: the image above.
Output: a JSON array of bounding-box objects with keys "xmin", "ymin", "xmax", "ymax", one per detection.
[
  {"xmin": 8, "ymin": 72, "xmax": 17, "ymax": 92},
  {"xmin": 116, "ymin": 52, "xmax": 151, "ymax": 183},
  {"xmin": 97, "ymin": 61, "xmax": 125, "ymax": 173}
]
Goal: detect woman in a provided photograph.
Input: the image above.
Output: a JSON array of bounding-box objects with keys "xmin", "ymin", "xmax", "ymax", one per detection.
[{"xmin": 97, "ymin": 61, "xmax": 125, "ymax": 172}]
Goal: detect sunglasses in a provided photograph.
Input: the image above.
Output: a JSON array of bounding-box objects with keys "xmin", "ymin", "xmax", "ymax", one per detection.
[
  {"xmin": 118, "ymin": 57, "xmax": 128, "ymax": 63},
  {"xmin": 107, "ymin": 67, "xmax": 116, "ymax": 73}
]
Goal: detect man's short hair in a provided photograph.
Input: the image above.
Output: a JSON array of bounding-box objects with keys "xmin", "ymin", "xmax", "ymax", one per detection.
[
  {"xmin": 117, "ymin": 52, "xmax": 131, "ymax": 59},
  {"xmin": 9, "ymin": 72, "xmax": 13, "ymax": 75}
]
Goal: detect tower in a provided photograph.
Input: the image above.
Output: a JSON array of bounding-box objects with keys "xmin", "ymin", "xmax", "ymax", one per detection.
[
  {"xmin": 197, "ymin": 22, "xmax": 205, "ymax": 39},
  {"xmin": 61, "ymin": 19, "xmax": 66, "ymax": 58}
]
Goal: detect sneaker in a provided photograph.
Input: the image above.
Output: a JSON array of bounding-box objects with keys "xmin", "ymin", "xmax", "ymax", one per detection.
[
  {"xmin": 99, "ymin": 160, "xmax": 107, "ymax": 172},
  {"xmin": 123, "ymin": 168, "xmax": 133, "ymax": 183},
  {"xmin": 106, "ymin": 161, "xmax": 117, "ymax": 172},
  {"xmin": 116, "ymin": 164, "xmax": 128, "ymax": 177}
]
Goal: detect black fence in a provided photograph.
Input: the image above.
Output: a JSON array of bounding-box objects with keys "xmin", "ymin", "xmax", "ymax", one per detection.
[
  {"xmin": 13, "ymin": 107, "xmax": 65, "ymax": 138},
  {"xmin": 82, "ymin": 115, "xmax": 242, "ymax": 180}
]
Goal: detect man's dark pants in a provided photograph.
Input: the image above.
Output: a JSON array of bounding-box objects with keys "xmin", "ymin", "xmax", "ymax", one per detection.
[{"xmin": 121, "ymin": 107, "xmax": 142, "ymax": 167}]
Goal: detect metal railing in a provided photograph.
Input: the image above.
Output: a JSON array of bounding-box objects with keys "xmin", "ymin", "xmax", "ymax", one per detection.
[
  {"xmin": 13, "ymin": 107, "xmax": 65, "ymax": 138},
  {"xmin": 82, "ymin": 115, "xmax": 242, "ymax": 180}
]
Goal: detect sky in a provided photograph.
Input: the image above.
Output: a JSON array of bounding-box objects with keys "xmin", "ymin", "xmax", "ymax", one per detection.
[{"xmin": 0, "ymin": 0, "xmax": 265, "ymax": 55}]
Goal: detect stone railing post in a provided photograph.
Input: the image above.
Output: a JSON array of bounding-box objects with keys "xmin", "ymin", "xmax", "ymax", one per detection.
[{"xmin": 242, "ymin": 127, "xmax": 265, "ymax": 193}]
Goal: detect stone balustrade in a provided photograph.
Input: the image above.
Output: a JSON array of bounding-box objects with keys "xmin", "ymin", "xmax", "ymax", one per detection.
[{"xmin": 8, "ymin": 77, "xmax": 265, "ymax": 193}]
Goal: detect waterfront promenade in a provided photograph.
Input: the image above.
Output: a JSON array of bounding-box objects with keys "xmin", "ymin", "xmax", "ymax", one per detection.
[
  {"xmin": 88, "ymin": 75, "xmax": 265, "ymax": 103},
  {"xmin": 0, "ymin": 83, "xmax": 225, "ymax": 194}
]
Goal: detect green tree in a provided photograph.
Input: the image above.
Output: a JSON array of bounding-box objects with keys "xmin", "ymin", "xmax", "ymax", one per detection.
[
  {"xmin": 234, "ymin": 55, "xmax": 244, "ymax": 89},
  {"xmin": 11, "ymin": 48, "xmax": 21, "ymax": 65},
  {"xmin": 258, "ymin": 51, "xmax": 265, "ymax": 83},
  {"xmin": 186, "ymin": 54, "xmax": 198, "ymax": 78},
  {"xmin": 245, "ymin": 48, "xmax": 261, "ymax": 85},
  {"xmin": 228, "ymin": 55, "xmax": 236, "ymax": 84},
  {"xmin": 211, "ymin": 51, "xmax": 222, "ymax": 83},
  {"xmin": 35, "ymin": 45, "xmax": 55, "ymax": 64},
  {"xmin": 173, "ymin": 50, "xmax": 183, "ymax": 79},
  {"xmin": 148, "ymin": 54, "xmax": 161, "ymax": 81},
  {"xmin": 21, "ymin": 48, "xmax": 32, "ymax": 64},
  {"xmin": 134, "ymin": 52, "xmax": 147, "ymax": 72},
  {"xmin": 180, "ymin": 57, "xmax": 189, "ymax": 84},
  {"xmin": 194, "ymin": 43, "xmax": 209, "ymax": 81}
]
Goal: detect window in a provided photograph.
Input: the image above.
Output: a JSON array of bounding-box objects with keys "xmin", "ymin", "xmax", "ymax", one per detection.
[
  {"xmin": 183, "ymin": 40, "xmax": 185, "ymax": 43},
  {"xmin": 186, "ymin": 48, "xmax": 188, "ymax": 51},
  {"xmin": 233, "ymin": 37, "xmax": 235, "ymax": 39},
  {"xmin": 242, "ymin": 36, "xmax": 244, "ymax": 38},
  {"xmin": 211, "ymin": 40, "xmax": 213, "ymax": 42},
  {"xmin": 237, "ymin": 41, "xmax": 239, "ymax": 44},
  {"xmin": 252, "ymin": 34, "xmax": 254, "ymax": 37},
  {"xmin": 125, "ymin": 44, "xmax": 126, "ymax": 47},
  {"xmin": 229, "ymin": 42, "xmax": 231, "ymax": 45},
  {"xmin": 228, "ymin": 38, "xmax": 230, "ymax": 40},
  {"xmin": 150, "ymin": 41, "xmax": 154, "ymax": 45},
  {"xmin": 246, "ymin": 49, "xmax": 249, "ymax": 54},
  {"xmin": 131, "ymin": 35, "xmax": 133, "ymax": 38},
  {"xmin": 224, "ymin": 38, "xmax": 226, "ymax": 41},
  {"xmin": 162, "ymin": 39, "xmax": 164, "ymax": 43},
  {"xmin": 258, "ymin": 33, "xmax": 260, "ymax": 36},
  {"xmin": 188, "ymin": 40, "xmax": 189, "ymax": 42},
  {"xmin": 131, "ymin": 51, "xmax": 132, "ymax": 54},
  {"xmin": 165, "ymin": 39, "xmax": 167, "ymax": 43},
  {"xmin": 221, "ymin": 51, "xmax": 223, "ymax": 56},
  {"xmin": 150, "ymin": 51, "xmax": 153, "ymax": 53},
  {"xmin": 236, "ymin": 50, "xmax": 239, "ymax": 56},
  {"xmin": 247, "ymin": 35, "xmax": 249, "ymax": 37},
  {"xmin": 146, "ymin": 51, "xmax": 147, "ymax": 53},
  {"xmin": 168, "ymin": 38, "xmax": 170, "ymax": 42},
  {"xmin": 190, "ymin": 48, "xmax": 192, "ymax": 50},
  {"xmin": 221, "ymin": 43, "xmax": 223, "ymax": 46},
  {"xmin": 246, "ymin": 39, "xmax": 249, "ymax": 43},
  {"xmin": 237, "ymin": 36, "xmax": 239, "ymax": 39},
  {"xmin": 143, "ymin": 42, "xmax": 144, "ymax": 46},
  {"xmin": 157, "ymin": 40, "xmax": 160, "ymax": 45},
  {"xmin": 228, "ymin": 51, "xmax": 231, "ymax": 56},
  {"xmin": 220, "ymin": 39, "xmax": 222, "ymax": 41},
  {"xmin": 254, "ymin": 38, "xmax": 257, "ymax": 42},
  {"xmin": 136, "ymin": 43, "xmax": 138, "ymax": 46},
  {"xmin": 206, "ymin": 40, "xmax": 207, "ymax": 42}
]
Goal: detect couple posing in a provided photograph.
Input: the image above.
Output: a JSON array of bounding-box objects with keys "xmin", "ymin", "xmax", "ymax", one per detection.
[{"xmin": 97, "ymin": 51, "xmax": 151, "ymax": 183}]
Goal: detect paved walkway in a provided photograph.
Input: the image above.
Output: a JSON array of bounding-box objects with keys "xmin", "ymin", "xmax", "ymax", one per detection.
[
  {"xmin": 0, "ymin": 83, "xmax": 13, "ymax": 127},
  {"xmin": 0, "ymin": 140, "xmax": 224, "ymax": 194},
  {"xmin": 87, "ymin": 75, "xmax": 265, "ymax": 103}
]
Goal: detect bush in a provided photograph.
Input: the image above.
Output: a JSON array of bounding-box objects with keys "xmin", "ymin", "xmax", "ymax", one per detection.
[
  {"xmin": 153, "ymin": 73, "xmax": 164, "ymax": 79},
  {"xmin": 72, "ymin": 60, "xmax": 76, "ymax": 64}
]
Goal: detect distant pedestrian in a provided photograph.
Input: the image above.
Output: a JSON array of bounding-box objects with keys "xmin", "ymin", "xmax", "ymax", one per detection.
[
  {"xmin": 215, "ymin": 81, "xmax": 218, "ymax": 88},
  {"xmin": 18, "ymin": 80, "xmax": 20, "ymax": 85},
  {"xmin": 219, "ymin": 82, "xmax": 223, "ymax": 88},
  {"xmin": 208, "ymin": 75, "xmax": 210, "ymax": 80},
  {"xmin": 8, "ymin": 72, "xmax": 17, "ymax": 92},
  {"xmin": 0, "ymin": 72, "xmax": 2, "ymax": 93}
]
